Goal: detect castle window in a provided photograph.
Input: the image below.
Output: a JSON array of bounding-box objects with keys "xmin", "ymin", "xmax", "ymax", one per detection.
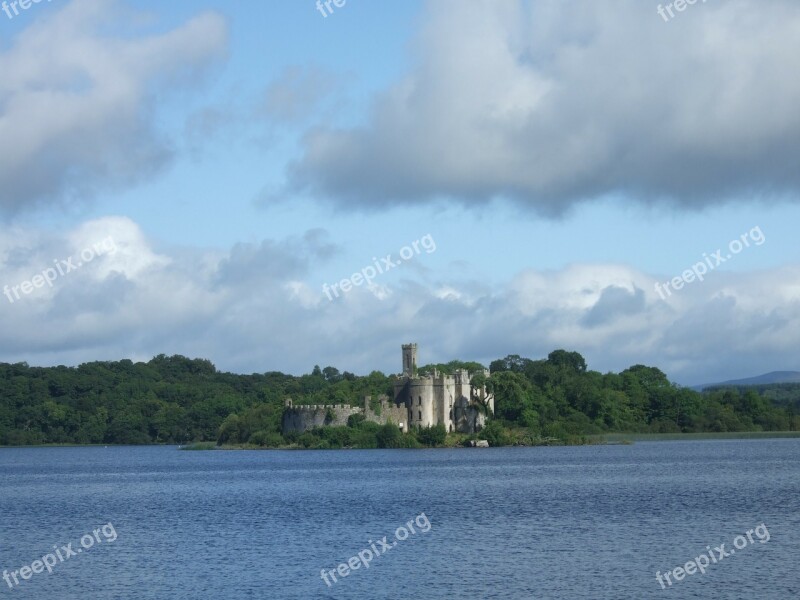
[
  {"xmin": 418, "ymin": 410, "xmax": 422, "ymax": 420},
  {"xmin": 418, "ymin": 396, "xmax": 422, "ymax": 406}
]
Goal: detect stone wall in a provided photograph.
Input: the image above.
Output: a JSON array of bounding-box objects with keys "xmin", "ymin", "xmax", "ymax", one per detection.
[
  {"xmin": 280, "ymin": 391, "xmax": 485, "ymax": 436},
  {"xmin": 281, "ymin": 403, "xmax": 361, "ymax": 435},
  {"xmin": 363, "ymin": 395, "xmax": 409, "ymax": 432},
  {"xmin": 453, "ymin": 397, "xmax": 487, "ymax": 433}
]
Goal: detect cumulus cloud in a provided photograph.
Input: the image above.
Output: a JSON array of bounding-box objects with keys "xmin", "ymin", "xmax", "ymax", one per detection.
[
  {"xmin": 0, "ymin": 0, "xmax": 228, "ymax": 214},
  {"xmin": 1, "ymin": 217, "xmax": 799, "ymax": 385},
  {"xmin": 0, "ymin": 217, "xmax": 340, "ymax": 365},
  {"xmin": 582, "ymin": 285, "xmax": 646, "ymax": 328},
  {"xmin": 281, "ymin": 0, "xmax": 800, "ymax": 214}
]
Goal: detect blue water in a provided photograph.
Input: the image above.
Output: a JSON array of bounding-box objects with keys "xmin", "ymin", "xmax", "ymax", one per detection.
[{"xmin": 1, "ymin": 440, "xmax": 798, "ymax": 599}]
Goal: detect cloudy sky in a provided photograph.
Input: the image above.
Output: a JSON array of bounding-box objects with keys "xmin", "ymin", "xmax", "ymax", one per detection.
[{"xmin": 1, "ymin": 0, "xmax": 799, "ymax": 386}]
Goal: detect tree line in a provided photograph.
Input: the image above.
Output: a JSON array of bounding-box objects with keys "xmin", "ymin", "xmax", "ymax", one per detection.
[{"xmin": 0, "ymin": 351, "xmax": 797, "ymax": 447}]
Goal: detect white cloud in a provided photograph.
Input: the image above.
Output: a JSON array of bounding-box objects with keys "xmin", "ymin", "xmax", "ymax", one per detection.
[
  {"xmin": 0, "ymin": 0, "xmax": 228, "ymax": 213},
  {"xmin": 282, "ymin": 0, "xmax": 800, "ymax": 214},
  {"xmin": 1, "ymin": 216, "xmax": 799, "ymax": 385}
]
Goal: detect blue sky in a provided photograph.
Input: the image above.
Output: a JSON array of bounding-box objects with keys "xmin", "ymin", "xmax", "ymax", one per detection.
[{"xmin": 1, "ymin": 0, "xmax": 799, "ymax": 385}]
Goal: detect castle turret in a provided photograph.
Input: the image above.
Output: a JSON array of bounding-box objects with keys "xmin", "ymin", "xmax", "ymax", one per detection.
[{"xmin": 401, "ymin": 343, "xmax": 417, "ymax": 377}]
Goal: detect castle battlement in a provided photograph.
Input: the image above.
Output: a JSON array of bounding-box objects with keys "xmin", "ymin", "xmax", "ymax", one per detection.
[
  {"xmin": 286, "ymin": 403, "xmax": 358, "ymax": 412},
  {"xmin": 281, "ymin": 344, "xmax": 493, "ymax": 437},
  {"xmin": 392, "ymin": 344, "xmax": 492, "ymax": 434}
]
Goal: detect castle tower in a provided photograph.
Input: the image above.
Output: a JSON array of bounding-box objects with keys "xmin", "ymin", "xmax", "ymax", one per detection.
[{"xmin": 401, "ymin": 343, "xmax": 417, "ymax": 377}]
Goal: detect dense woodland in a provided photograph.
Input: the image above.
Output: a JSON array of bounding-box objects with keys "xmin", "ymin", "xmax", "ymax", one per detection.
[{"xmin": 0, "ymin": 351, "xmax": 798, "ymax": 447}]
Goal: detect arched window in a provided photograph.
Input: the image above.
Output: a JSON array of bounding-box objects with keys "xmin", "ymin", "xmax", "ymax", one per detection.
[
  {"xmin": 418, "ymin": 410, "xmax": 422, "ymax": 420},
  {"xmin": 418, "ymin": 396, "xmax": 422, "ymax": 406}
]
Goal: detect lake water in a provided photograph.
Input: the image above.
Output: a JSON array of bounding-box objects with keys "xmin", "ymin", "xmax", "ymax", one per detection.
[{"xmin": 1, "ymin": 440, "xmax": 798, "ymax": 599}]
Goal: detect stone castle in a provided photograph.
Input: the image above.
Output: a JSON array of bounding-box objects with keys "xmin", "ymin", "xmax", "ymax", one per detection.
[{"xmin": 282, "ymin": 343, "xmax": 493, "ymax": 435}]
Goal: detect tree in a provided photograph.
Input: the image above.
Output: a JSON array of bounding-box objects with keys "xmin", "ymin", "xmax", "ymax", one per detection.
[
  {"xmin": 480, "ymin": 420, "xmax": 511, "ymax": 446},
  {"xmin": 547, "ymin": 350, "xmax": 587, "ymax": 373},
  {"xmin": 217, "ymin": 414, "xmax": 242, "ymax": 445},
  {"xmin": 417, "ymin": 424, "xmax": 446, "ymax": 447},
  {"xmin": 470, "ymin": 372, "xmax": 495, "ymax": 414},
  {"xmin": 489, "ymin": 355, "xmax": 532, "ymax": 374},
  {"xmin": 492, "ymin": 371, "xmax": 533, "ymax": 422},
  {"xmin": 322, "ymin": 366, "xmax": 342, "ymax": 383},
  {"xmin": 376, "ymin": 423, "xmax": 402, "ymax": 448}
]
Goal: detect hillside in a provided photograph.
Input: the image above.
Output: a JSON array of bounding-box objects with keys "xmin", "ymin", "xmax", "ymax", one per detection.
[
  {"xmin": 694, "ymin": 371, "xmax": 800, "ymax": 391},
  {"xmin": 1, "ymin": 351, "xmax": 798, "ymax": 448}
]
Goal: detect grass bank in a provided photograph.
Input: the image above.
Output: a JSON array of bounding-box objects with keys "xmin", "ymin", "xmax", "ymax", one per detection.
[{"xmin": 589, "ymin": 431, "xmax": 800, "ymax": 443}]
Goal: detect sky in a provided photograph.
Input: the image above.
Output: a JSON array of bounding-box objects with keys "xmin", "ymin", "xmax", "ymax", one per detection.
[{"xmin": 1, "ymin": 0, "xmax": 799, "ymax": 386}]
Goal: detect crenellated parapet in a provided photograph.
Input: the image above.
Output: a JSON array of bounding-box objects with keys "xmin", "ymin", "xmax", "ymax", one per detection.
[
  {"xmin": 281, "ymin": 344, "xmax": 487, "ymax": 436},
  {"xmin": 281, "ymin": 403, "xmax": 362, "ymax": 434}
]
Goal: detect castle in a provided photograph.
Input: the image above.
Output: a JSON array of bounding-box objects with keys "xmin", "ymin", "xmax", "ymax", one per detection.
[
  {"xmin": 282, "ymin": 344, "xmax": 493, "ymax": 435},
  {"xmin": 392, "ymin": 343, "xmax": 493, "ymax": 433}
]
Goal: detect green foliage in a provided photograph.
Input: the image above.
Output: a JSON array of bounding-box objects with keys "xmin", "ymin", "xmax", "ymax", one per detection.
[
  {"xmin": 480, "ymin": 420, "xmax": 512, "ymax": 447},
  {"xmin": 376, "ymin": 423, "xmax": 419, "ymax": 448},
  {"xmin": 0, "ymin": 351, "xmax": 795, "ymax": 448},
  {"xmin": 489, "ymin": 355, "xmax": 533, "ymax": 374},
  {"xmin": 484, "ymin": 350, "xmax": 796, "ymax": 442},
  {"xmin": 297, "ymin": 432, "xmax": 321, "ymax": 448},
  {"xmin": 416, "ymin": 424, "xmax": 447, "ymax": 447},
  {"xmin": 347, "ymin": 413, "xmax": 366, "ymax": 427},
  {"xmin": 180, "ymin": 442, "xmax": 216, "ymax": 451},
  {"xmin": 217, "ymin": 414, "xmax": 242, "ymax": 445},
  {"xmin": 351, "ymin": 429, "xmax": 379, "ymax": 449},
  {"xmin": 247, "ymin": 431, "xmax": 284, "ymax": 447},
  {"xmin": 418, "ymin": 360, "xmax": 486, "ymax": 376},
  {"xmin": 547, "ymin": 349, "xmax": 587, "ymax": 373},
  {"xmin": 376, "ymin": 423, "xmax": 401, "ymax": 448}
]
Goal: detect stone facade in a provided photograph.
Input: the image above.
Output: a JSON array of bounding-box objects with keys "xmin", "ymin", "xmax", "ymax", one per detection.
[
  {"xmin": 393, "ymin": 344, "xmax": 493, "ymax": 434},
  {"xmin": 363, "ymin": 395, "xmax": 409, "ymax": 429},
  {"xmin": 281, "ymin": 344, "xmax": 493, "ymax": 436},
  {"xmin": 281, "ymin": 401, "xmax": 361, "ymax": 434}
]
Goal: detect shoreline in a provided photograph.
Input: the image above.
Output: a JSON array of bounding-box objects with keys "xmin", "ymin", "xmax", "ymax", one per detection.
[{"xmin": 2, "ymin": 431, "xmax": 799, "ymax": 450}]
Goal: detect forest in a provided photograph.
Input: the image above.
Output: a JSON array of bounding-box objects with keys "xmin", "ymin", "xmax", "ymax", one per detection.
[{"xmin": 0, "ymin": 351, "xmax": 797, "ymax": 447}]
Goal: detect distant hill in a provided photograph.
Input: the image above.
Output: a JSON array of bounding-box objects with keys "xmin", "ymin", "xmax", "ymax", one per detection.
[{"xmin": 694, "ymin": 371, "xmax": 800, "ymax": 391}]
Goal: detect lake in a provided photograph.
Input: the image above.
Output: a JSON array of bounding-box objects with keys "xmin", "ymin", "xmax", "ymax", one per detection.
[{"xmin": 1, "ymin": 440, "xmax": 798, "ymax": 599}]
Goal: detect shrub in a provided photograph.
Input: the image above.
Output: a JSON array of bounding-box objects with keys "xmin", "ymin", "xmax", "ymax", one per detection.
[
  {"xmin": 317, "ymin": 426, "xmax": 353, "ymax": 448},
  {"xmin": 416, "ymin": 424, "xmax": 446, "ymax": 447},
  {"xmin": 479, "ymin": 420, "xmax": 511, "ymax": 447},
  {"xmin": 298, "ymin": 432, "xmax": 321, "ymax": 448},
  {"xmin": 347, "ymin": 413, "xmax": 366, "ymax": 428},
  {"xmin": 248, "ymin": 431, "xmax": 284, "ymax": 447},
  {"xmin": 377, "ymin": 423, "xmax": 420, "ymax": 448},
  {"xmin": 376, "ymin": 423, "xmax": 401, "ymax": 448},
  {"xmin": 351, "ymin": 429, "xmax": 378, "ymax": 448}
]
